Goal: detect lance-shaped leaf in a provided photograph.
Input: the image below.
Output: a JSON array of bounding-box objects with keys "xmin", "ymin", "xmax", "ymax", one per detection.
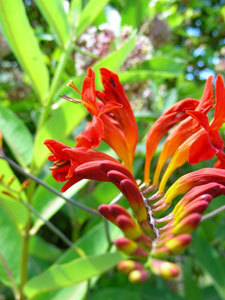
[
  {"xmin": 0, "ymin": 0, "xmax": 49, "ymax": 102},
  {"xmin": 24, "ymin": 252, "xmax": 123, "ymax": 298},
  {"xmin": 35, "ymin": 0, "xmax": 70, "ymax": 48},
  {"xmin": 0, "ymin": 103, "xmax": 33, "ymax": 167},
  {"xmin": 76, "ymin": 0, "xmax": 110, "ymax": 37}
]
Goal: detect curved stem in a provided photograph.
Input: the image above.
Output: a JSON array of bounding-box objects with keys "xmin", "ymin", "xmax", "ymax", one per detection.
[{"xmin": 0, "ymin": 155, "xmax": 99, "ymax": 216}]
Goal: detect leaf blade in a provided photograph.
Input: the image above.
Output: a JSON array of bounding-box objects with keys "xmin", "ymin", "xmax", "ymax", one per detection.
[
  {"xmin": 24, "ymin": 252, "xmax": 123, "ymax": 298},
  {"xmin": 0, "ymin": 0, "xmax": 49, "ymax": 102},
  {"xmin": 35, "ymin": 0, "xmax": 70, "ymax": 48}
]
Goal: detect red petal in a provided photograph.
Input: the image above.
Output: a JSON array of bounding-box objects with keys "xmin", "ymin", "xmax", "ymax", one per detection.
[
  {"xmin": 75, "ymin": 116, "xmax": 104, "ymax": 149},
  {"xmin": 186, "ymin": 110, "xmax": 210, "ymax": 130},
  {"xmin": 211, "ymin": 75, "xmax": 225, "ymax": 129},
  {"xmin": 189, "ymin": 132, "xmax": 217, "ymax": 164},
  {"xmin": 198, "ymin": 75, "xmax": 214, "ymax": 110}
]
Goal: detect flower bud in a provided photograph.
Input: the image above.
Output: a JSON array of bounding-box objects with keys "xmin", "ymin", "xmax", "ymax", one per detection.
[
  {"xmin": 152, "ymin": 234, "xmax": 192, "ymax": 259},
  {"xmin": 114, "ymin": 237, "xmax": 148, "ymax": 258},
  {"xmin": 150, "ymin": 259, "xmax": 180, "ymax": 279},
  {"xmin": 172, "ymin": 213, "xmax": 201, "ymax": 235},
  {"xmin": 117, "ymin": 260, "xmax": 143, "ymax": 274},
  {"xmin": 128, "ymin": 269, "xmax": 149, "ymax": 283}
]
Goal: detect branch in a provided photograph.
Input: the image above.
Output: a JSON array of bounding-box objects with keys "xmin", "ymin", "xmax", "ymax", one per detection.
[
  {"xmin": 202, "ymin": 205, "xmax": 225, "ymax": 221},
  {"xmin": 0, "ymin": 155, "xmax": 100, "ymax": 217}
]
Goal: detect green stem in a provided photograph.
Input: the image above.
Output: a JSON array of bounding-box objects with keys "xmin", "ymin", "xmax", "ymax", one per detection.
[
  {"xmin": 19, "ymin": 180, "xmax": 35, "ymax": 299},
  {"xmin": 0, "ymin": 155, "xmax": 99, "ymax": 216}
]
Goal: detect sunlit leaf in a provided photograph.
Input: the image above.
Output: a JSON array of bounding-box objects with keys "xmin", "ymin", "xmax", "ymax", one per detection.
[
  {"xmin": 24, "ymin": 252, "xmax": 123, "ymax": 298},
  {"xmin": 76, "ymin": 0, "xmax": 110, "ymax": 37},
  {"xmin": 0, "ymin": 203, "xmax": 22, "ymax": 286},
  {"xmin": 35, "ymin": 0, "xmax": 70, "ymax": 48},
  {"xmin": 30, "ymin": 175, "xmax": 88, "ymax": 235},
  {"xmin": 0, "ymin": 159, "xmax": 28, "ymax": 231},
  {"xmin": 0, "ymin": 103, "xmax": 33, "ymax": 167},
  {"xmin": 0, "ymin": 0, "xmax": 49, "ymax": 102}
]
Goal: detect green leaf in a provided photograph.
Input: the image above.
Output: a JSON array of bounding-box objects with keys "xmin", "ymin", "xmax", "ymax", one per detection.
[
  {"xmin": 35, "ymin": 0, "xmax": 70, "ymax": 48},
  {"xmin": 70, "ymin": 0, "xmax": 82, "ymax": 30},
  {"xmin": 29, "ymin": 236, "xmax": 62, "ymax": 262},
  {"xmin": 0, "ymin": 202, "xmax": 22, "ymax": 286},
  {"xmin": 76, "ymin": 0, "xmax": 110, "ymax": 37},
  {"xmin": 33, "ymin": 283, "xmax": 87, "ymax": 300},
  {"xmin": 0, "ymin": 159, "xmax": 28, "ymax": 231},
  {"xmin": 118, "ymin": 69, "xmax": 182, "ymax": 84},
  {"xmin": 0, "ymin": 103, "xmax": 33, "ymax": 167},
  {"xmin": 32, "ymin": 102, "xmax": 86, "ymax": 170},
  {"xmin": 57, "ymin": 222, "xmax": 120, "ymax": 264},
  {"xmin": 121, "ymin": 0, "xmax": 149, "ymax": 28},
  {"xmin": 0, "ymin": 0, "xmax": 49, "ymax": 102},
  {"xmin": 30, "ymin": 175, "xmax": 88, "ymax": 235},
  {"xmin": 24, "ymin": 252, "xmax": 123, "ymax": 298},
  {"xmin": 193, "ymin": 233, "xmax": 225, "ymax": 300},
  {"xmin": 146, "ymin": 57, "xmax": 185, "ymax": 76}
]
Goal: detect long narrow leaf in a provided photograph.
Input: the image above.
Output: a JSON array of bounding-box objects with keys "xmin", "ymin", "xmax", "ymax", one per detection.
[
  {"xmin": 76, "ymin": 0, "xmax": 109, "ymax": 37},
  {"xmin": 0, "ymin": 0, "xmax": 49, "ymax": 102},
  {"xmin": 24, "ymin": 252, "xmax": 123, "ymax": 298},
  {"xmin": 0, "ymin": 103, "xmax": 33, "ymax": 167},
  {"xmin": 35, "ymin": 0, "xmax": 70, "ymax": 48}
]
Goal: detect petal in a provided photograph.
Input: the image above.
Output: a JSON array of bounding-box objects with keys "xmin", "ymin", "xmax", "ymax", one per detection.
[
  {"xmin": 75, "ymin": 116, "xmax": 104, "ymax": 149},
  {"xmin": 189, "ymin": 132, "xmax": 217, "ymax": 164},
  {"xmin": 197, "ymin": 75, "xmax": 214, "ymax": 110},
  {"xmin": 211, "ymin": 75, "xmax": 225, "ymax": 129},
  {"xmin": 186, "ymin": 110, "xmax": 210, "ymax": 130},
  {"xmin": 81, "ymin": 68, "xmax": 98, "ymax": 115},
  {"xmin": 144, "ymin": 98, "xmax": 199, "ymax": 184},
  {"xmin": 44, "ymin": 139, "xmax": 70, "ymax": 161}
]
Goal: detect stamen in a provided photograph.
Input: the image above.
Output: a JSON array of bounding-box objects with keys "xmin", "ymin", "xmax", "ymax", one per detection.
[
  {"xmin": 60, "ymin": 95, "xmax": 81, "ymax": 104},
  {"xmin": 67, "ymin": 80, "xmax": 82, "ymax": 95}
]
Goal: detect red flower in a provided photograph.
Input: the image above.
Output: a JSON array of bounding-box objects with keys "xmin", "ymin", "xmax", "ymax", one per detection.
[
  {"xmin": 187, "ymin": 75, "xmax": 225, "ymax": 166},
  {"xmin": 152, "ymin": 75, "xmax": 214, "ymax": 185},
  {"xmin": 67, "ymin": 68, "xmax": 138, "ymax": 172}
]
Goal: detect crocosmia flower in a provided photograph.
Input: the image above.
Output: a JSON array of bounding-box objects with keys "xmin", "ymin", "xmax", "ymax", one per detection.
[{"xmin": 45, "ymin": 68, "xmax": 225, "ymax": 282}]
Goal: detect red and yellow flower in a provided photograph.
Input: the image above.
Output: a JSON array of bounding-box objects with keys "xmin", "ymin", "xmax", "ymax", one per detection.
[{"xmin": 45, "ymin": 68, "xmax": 225, "ymax": 282}]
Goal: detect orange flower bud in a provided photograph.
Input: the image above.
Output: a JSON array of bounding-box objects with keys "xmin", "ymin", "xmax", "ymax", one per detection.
[
  {"xmin": 150, "ymin": 259, "xmax": 180, "ymax": 279},
  {"xmin": 117, "ymin": 260, "xmax": 143, "ymax": 274}
]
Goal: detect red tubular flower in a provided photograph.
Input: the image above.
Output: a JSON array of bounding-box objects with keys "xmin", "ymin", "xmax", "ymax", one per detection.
[
  {"xmin": 187, "ymin": 76, "xmax": 225, "ymax": 165},
  {"xmin": 153, "ymin": 76, "xmax": 214, "ymax": 185},
  {"xmin": 144, "ymin": 98, "xmax": 199, "ymax": 184},
  {"xmin": 68, "ymin": 68, "xmax": 138, "ymax": 172},
  {"xmin": 164, "ymin": 168, "xmax": 225, "ymax": 206},
  {"xmin": 44, "ymin": 139, "xmax": 150, "ymax": 227},
  {"xmin": 158, "ymin": 76, "xmax": 225, "ymax": 192},
  {"xmin": 44, "ymin": 70, "xmax": 225, "ymax": 280}
]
